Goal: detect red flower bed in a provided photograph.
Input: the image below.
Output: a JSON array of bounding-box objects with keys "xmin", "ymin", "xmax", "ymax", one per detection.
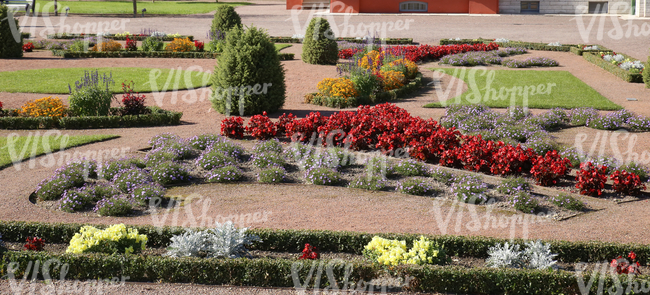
[
  {"xmin": 576, "ymin": 162, "xmax": 608, "ymax": 196},
  {"xmin": 246, "ymin": 111, "xmax": 277, "ymax": 140},
  {"xmin": 452, "ymin": 135, "xmax": 500, "ymax": 173},
  {"xmin": 530, "ymin": 151, "xmax": 571, "ymax": 186},
  {"xmin": 220, "ymin": 116, "xmax": 245, "ymax": 139},
  {"xmin": 490, "ymin": 144, "xmax": 537, "ymax": 176},
  {"xmin": 610, "ymin": 170, "xmax": 646, "ymax": 196},
  {"xmin": 338, "ymin": 43, "xmax": 499, "ymax": 62},
  {"xmin": 275, "ymin": 113, "xmax": 296, "ymax": 135}
]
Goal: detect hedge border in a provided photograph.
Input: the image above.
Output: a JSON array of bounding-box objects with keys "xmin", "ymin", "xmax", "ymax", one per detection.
[
  {"xmin": 1, "ymin": 220, "xmax": 649, "ymax": 264},
  {"xmin": 439, "ymin": 38, "xmax": 580, "ymax": 52},
  {"xmin": 50, "ymin": 50, "xmax": 295, "ymax": 60},
  {"xmin": 0, "ymin": 107, "xmax": 183, "ymax": 130},
  {"xmin": 583, "ymin": 52, "xmax": 644, "ymax": 83},
  {"xmin": 569, "ymin": 45, "xmax": 612, "ymax": 56},
  {"xmin": 270, "ymin": 37, "xmax": 414, "ymax": 45},
  {"xmin": 1, "ymin": 249, "xmax": 648, "ymax": 294},
  {"xmin": 306, "ymin": 72, "xmax": 423, "ymax": 108},
  {"xmin": 46, "ymin": 34, "xmax": 195, "ymax": 41}
]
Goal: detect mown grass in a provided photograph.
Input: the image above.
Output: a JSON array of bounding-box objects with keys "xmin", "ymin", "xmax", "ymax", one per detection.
[{"xmin": 35, "ymin": 1, "xmax": 251, "ymax": 15}]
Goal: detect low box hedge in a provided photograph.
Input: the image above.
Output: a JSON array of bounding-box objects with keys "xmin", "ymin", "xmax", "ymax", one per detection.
[
  {"xmin": 46, "ymin": 34, "xmax": 194, "ymax": 41},
  {"xmin": 270, "ymin": 37, "xmax": 413, "ymax": 45},
  {"xmin": 439, "ymin": 38, "xmax": 486, "ymax": 45},
  {"xmin": 583, "ymin": 52, "xmax": 644, "ymax": 83},
  {"xmin": 644, "ymin": 61, "xmax": 650, "ymax": 88},
  {"xmin": 569, "ymin": 45, "xmax": 612, "ymax": 56},
  {"xmin": 1, "ymin": 251, "xmax": 648, "ymax": 294},
  {"xmin": 1, "ymin": 220, "xmax": 649, "ymax": 265},
  {"xmin": 50, "ymin": 50, "xmax": 295, "ymax": 60},
  {"xmin": 0, "ymin": 107, "xmax": 182, "ymax": 130},
  {"xmin": 440, "ymin": 38, "xmax": 579, "ymax": 52}
]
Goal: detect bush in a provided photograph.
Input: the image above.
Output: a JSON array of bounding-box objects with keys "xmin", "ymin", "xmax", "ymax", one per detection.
[
  {"xmin": 211, "ymin": 26, "xmax": 286, "ymax": 116},
  {"xmin": 348, "ymin": 176, "xmax": 387, "ymax": 191},
  {"xmin": 99, "ymin": 158, "xmax": 144, "ymax": 180},
  {"xmin": 125, "ymin": 36, "xmax": 137, "ymax": 51},
  {"xmin": 58, "ymin": 188, "xmax": 90, "ymax": 213},
  {"xmin": 252, "ymin": 139, "xmax": 283, "ymax": 155},
  {"xmin": 81, "ymin": 183, "xmax": 121, "ymax": 203},
  {"xmin": 150, "ymin": 162, "xmax": 191, "ymax": 185},
  {"xmin": 165, "ymin": 38, "xmax": 194, "ymax": 52},
  {"xmin": 490, "ymin": 144, "xmax": 536, "ymax": 176},
  {"xmin": 165, "ymin": 221, "xmax": 260, "ymax": 258},
  {"xmin": 305, "ymin": 167, "xmax": 342, "ymax": 186},
  {"xmin": 550, "ymin": 193, "xmax": 585, "ymax": 211},
  {"xmin": 497, "ymin": 177, "xmax": 531, "ymax": 195},
  {"xmin": 363, "ymin": 236, "xmax": 450, "ymax": 266},
  {"xmin": 451, "ymin": 174, "xmax": 489, "ymax": 204},
  {"xmin": 258, "ymin": 166, "xmax": 286, "ymax": 184},
  {"xmin": 364, "ymin": 157, "xmax": 396, "ymax": 179},
  {"xmin": 142, "ymin": 36, "xmax": 164, "ymax": 51},
  {"xmin": 93, "ymin": 196, "xmax": 134, "ymax": 216},
  {"xmin": 508, "ymin": 191, "xmax": 539, "ymax": 213},
  {"xmin": 610, "ymin": 170, "xmax": 646, "ymax": 196},
  {"xmin": 36, "ymin": 175, "xmax": 80, "ymax": 201},
  {"xmin": 302, "ymin": 17, "xmax": 338, "ymax": 65},
  {"xmin": 206, "ymin": 165, "xmax": 243, "ymax": 183},
  {"xmin": 395, "ymin": 159, "xmax": 429, "ymax": 177},
  {"xmin": 486, "ymin": 240, "xmax": 557, "ymax": 270},
  {"xmin": 120, "ymin": 81, "xmax": 147, "ymax": 115},
  {"xmin": 66, "ymin": 224, "xmax": 147, "ymax": 254},
  {"xmin": 90, "ymin": 40, "xmax": 122, "ymax": 52},
  {"xmin": 317, "ymin": 77, "xmax": 358, "ymax": 99},
  {"xmin": 206, "ymin": 140, "xmax": 245, "ymax": 161},
  {"xmin": 576, "ymin": 162, "xmax": 608, "ymax": 196},
  {"xmin": 569, "ymin": 108, "xmax": 599, "ymax": 126},
  {"xmin": 220, "ymin": 116, "xmax": 245, "ymax": 139},
  {"xmin": 0, "ymin": 6, "xmax": 23, "ymax": 58},
  {"xmin": 68, "ymin": 70, "xmax": 115, "ymax": 116},
  {"xmin": 144, "ymin": 150, "xmax": 178, "ymax": 167},
  {"xmin": 251, "ymin": 152, "xmax": 285, "ymax": 169},
  {"xmin": 113, "ymin": 168, "xmax": 153, "ymax": 192},
  {"xmin": 644, "ymin": 61, "xmax": 650, "ymax": 88},
  {"xmin": 196, "ymin": 151, "xmax": 236, "ymax": 170},
  {"xmin": 131, "ymin": 183, "xmax": 166, "ymax": 206},
  {"xmin": 396, "ymin": 178, "xmax": 435, "ymax": 196},
  {"xmin": 20, "ymin": 96, "xmax": 68, "ymax": 119},
  {"xmin": 429, "ymin": 167, "xmax": 455, "ymax": 184},
  {"xmin": 211, "ymin": 5, "xmax": 242, "ymax": 34},
  {"xmin": 186, "ymin": 134, "xmax": 224, "ymax": 150}
]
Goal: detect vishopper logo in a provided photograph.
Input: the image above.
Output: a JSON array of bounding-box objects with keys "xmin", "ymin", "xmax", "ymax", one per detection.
[
  {"xmin": 287, "ymin": 1, "xmax": 414, "ymax": 40},
  {"xmin": 3, "ymin": 258, "xmax": 128, "ymax": 294},
  {"xmin": 2, "ymin": 131, "xmax": 131, "ymax": 171},
  {"xmin": 576, "ymin": 262, "xmax": 650, "ymax": 295},
  {"xmin": 145, "ymin": 66, "xmax": 212, "ymax": 107},
  {"xmin": 291, "ymin": 260, "xmax": 413, "ymax": 294},
  {"xmin": 431, "ymin": 67, "xmax": 556, "ymax": 109},
  {"xmin": 149, "ymin": 193, "xmax": 271, "ymax": 234},
  {"xmin": 572, "ymin": 2, "xmax": 650, "ymax": 44},
  {"xmin": 573, "ymin": 130, "xmax": 648, "ymax": 166}
]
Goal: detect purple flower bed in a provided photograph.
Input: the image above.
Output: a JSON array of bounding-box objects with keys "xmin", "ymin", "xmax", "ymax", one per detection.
[
  {"xmin": 502, "ymin": 57, "xmax": 559, "ymax": 68},
  {"xmin": 396, "ymin": 178, "xmax": 435, "ymax": 196},
  {"xmin": 206, "ymin": 165, "xmax": 243, "ymax": 183},
  {"xmin": 451, "ymin": 175, "xmax": 489, "ymax": 204}
]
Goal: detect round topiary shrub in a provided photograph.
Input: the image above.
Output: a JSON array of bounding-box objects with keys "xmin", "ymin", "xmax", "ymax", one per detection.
[
  {"xmin": 211, "ymin": 26, "xmax": 286, "ymax": 116},
  {"xmin": 211, "ymin": 5, "xmax": 242, "ymax": 34},
  {"xmin": 301, "ymin": 17, "xmax": 338, "ymax": 65},
  {"xmin": 0, "ymin": 6, "xmax": 23, "ymax": 58}
]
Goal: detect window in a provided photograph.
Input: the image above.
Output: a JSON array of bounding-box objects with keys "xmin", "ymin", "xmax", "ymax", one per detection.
[
  {"xmin": 400, "ymin": 1, "xmax": 427, "ymax": 12},
  {"xmin": 521, "ymin": 1, "xmax": 540, "ymax": 13},
  {"xmin": 588, "ymin": 2, "xmax": 609, "ymax": 14}
]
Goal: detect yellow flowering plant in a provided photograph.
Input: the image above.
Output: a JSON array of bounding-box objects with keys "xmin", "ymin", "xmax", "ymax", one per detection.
[
  {"xmin": 379, "ymin": 70, "xmax": 406, "ymax": 91},
  {"xmin": 165, "ymin": 38, "xmax": 194, "ymax": 52},
  {"xmin": 385, "ymin": 58, "xmax": 419, "ymax": 79},
  {"xmin": 357, "ymin": 50, "xmax": 386, "ymax": 71},
  {"xmin": 66, "ymin": 224, "xmax": 148, "ymax": 255},
  {"xmin": 363, "ymin": 236, "xmax": 450, "ymax": 266},
  {"xmin": 317, "ymin": 77, "xmax": 358, "ymax": 99},
  {"xmin": 20, "ymin": 96, "xmax": 68, "ymax": 118},
  {"xmin": 90, "ymin": 40, "xmax": 123, "ymax": 52}
]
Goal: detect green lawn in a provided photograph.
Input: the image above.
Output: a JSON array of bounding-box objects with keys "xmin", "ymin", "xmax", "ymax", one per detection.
[
  {"xmin": 424, "ymin": 68, "xmax": 622, "ymax": 110},
  {"xmin": 36, "ymin": 1, "xmax": 250, "ymax": 15},
  {"xmin": 0, "ymin": 67, "xmax": 211, "ymax": 94},
  {"xmin": 0, "ymin": 134, "xmax": 119, "ymax": 170},
  {"xmin": 275, "ymin": 44, "xmax": 292, "ymax": 51}
]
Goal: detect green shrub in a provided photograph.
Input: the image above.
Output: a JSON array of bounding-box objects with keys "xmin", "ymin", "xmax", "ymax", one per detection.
[
  {"xmin": 258, "ymin": 166, "xmax": 286, "ymax": 184},
  {"xmin": 252, "ymin": 139, "xmax": 283, "ymax": 155},
  {"xmin": 211, "ymin": 26, "xmax": 286, "ymax": 116},
  {"xmin": 395, "ymin": 159, "xmax": 429, "ymax": 177},
  {"xmin": 68, "ymin": 70, "xmax": 115, "ymax": 116},
  {"xmin": 211, "ymin": 5, "xmax": 242, "ymax": 34},
  {"xmin": 396, "ymin": 178, "xmax": 435, "ymax": 196},
  {"xmin": 206, "ymin": 165, "xmax": 243, "ymax": 183},
  {"xmin": 429, "ymin": 167, "xmax": 455, "ymax": 184},
  {"xmin": 131, "ymin": 183, "xmax": 166, "ymax": 206},
  {"xmin": 508, "ymin": 191, "xmax": 539, "ymax": 214},
  {"xmin": 549, "ymin": 193, "xmax": 585, "ymax": 211},
  {"xmin": 69, "ymin": 40, "xmax": 90, "ymax": 52},
  {"xmin": 497, "ymin": 177, "xmax": 531, "ymax": 195},
  {"xmin": 145, "ymin": 150, "xmax": 178, "ymax": 167},
  {"xmin": 305, "ymin": 167, "xmax": 343, "ymax": 186},
  {"xmin": 100, "ymin": 158, "xmax": 145, "ymax": 180},
  {"xmin": 113, "ymin": 168, "xmax": 153, "ymax": 192},
  {"xmin": 644, "ymin": 61, "xmax": 650, "ymax": 88},
  {"xmin": 364, "ymin": 157, "xmax": 396, "ymax": 178},
  {"xmin": 349, "ymin": 68, "xmax": 380, "ymax": 97},
  {"xmin": 150, "ymin": 162, "xmax": 191, "ymax": 185},
  {"xmin": 301, "ymin": 17, "xmax": 338, "ymax": 65},
  {"xmin": 348, "ymin": 176, "xmax": 387, "ymax": 191},
  {"xmin": 0, "ymin": 6, "xmax": 23, "ymax": 58},
  {"xmin": 94, "ymin": 196, "xmax": 133, "ymax": 217},
  {"xmin": 36, "ymin": 175, "xmax": 79, "ymax": 201},
  {"xmin": 196, "ymin": 151, "xmax": 236, "ymax": 170},
  {"xmin": 142, "ymin": 37, "xmax": 164, "ymax": 52},
  {"xmin": 83, "ymin": 183, "xmax": 121, "ymax": 202}
]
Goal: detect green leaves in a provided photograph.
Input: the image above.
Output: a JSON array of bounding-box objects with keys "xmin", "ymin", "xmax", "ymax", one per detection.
[{"xmin": 302, "ymin": 18, "xmax": 338, "ymax": 65}]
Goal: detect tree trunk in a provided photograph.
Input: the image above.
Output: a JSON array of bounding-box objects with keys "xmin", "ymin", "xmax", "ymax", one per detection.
[
  {"xmin": 54, "ymin": 0, "xmax": 58, "ymax": 16},
  {"xmin": 132, "ymin": 0, "xmax": 137, "ymax": 17}
]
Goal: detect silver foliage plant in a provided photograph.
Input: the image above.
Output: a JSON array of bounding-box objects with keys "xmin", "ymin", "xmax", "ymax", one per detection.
[
  {"xmin": 485, "ymin": 240, "xmax": 557, "ymax": 270},
  {"xmin": 164, "ymin": 221, "xmax": 261, "ymax": 258}
]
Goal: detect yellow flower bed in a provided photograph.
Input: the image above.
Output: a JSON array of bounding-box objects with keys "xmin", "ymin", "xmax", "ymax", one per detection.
[
  {"xmin": 380, "ymin": 70, "xmax": 406, "ymax": 91},
  {"xmin": 166, "ymin": 38, "xmax": 194, "ymax": 52},
  {"xmin": 317, "ymin": 77, "xmax": 358, "ymax": 99},
  {"xmin": 357, "ymin": 50, "xmax": 386, "ymax": 71},
  {"xmin": 66, "ymin": 224, "xmax": 148, "ymax": 255},
  {"xmin": 90, "ymin": 40, "xmax": 123, "ymax": 52},
  {"xmin": 363, "ymin": 236, "xmax": 447, "ymax": 266},
  {"xmin": 388, "ymin": 58, "xmax": 419, "ymax": 79},
  {"xmin": 20, "ymin": 96, "xmax": 67, "ymax": 118}
]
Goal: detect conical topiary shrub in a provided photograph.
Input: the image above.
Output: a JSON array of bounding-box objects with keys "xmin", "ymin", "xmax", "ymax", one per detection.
[
  {"xmin": 302, "ymin": 17, "xmax": 338, "ymax": 65},
  {"xmin": 211, "ymin": 5, "xmax": 242, "ymax": 35},
  {"xmin": 0, "ymin": 6, "xmax": 23, "ymax": 58},
  {"xmin": 210, "ymin": 26, "xmax": 286, "ymax": 116}
]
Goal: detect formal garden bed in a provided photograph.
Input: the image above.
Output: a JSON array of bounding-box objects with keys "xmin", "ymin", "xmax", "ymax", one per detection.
[
  {"xmin": 2, "ymin": 221, "xmax": 650, "ymax": 294},
  {"xmin": 270, "ymin": 36, "xmax": 413, "ymax": 45}
]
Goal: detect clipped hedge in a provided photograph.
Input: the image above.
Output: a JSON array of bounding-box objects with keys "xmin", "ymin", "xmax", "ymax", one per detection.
[
  {"xmin": 270, "ymin": 36, "xmax": 413, "ymax": 45},
  {"xmin": 1, "ymin": 220, "xmax": 650, "ymax": 265},
  {"xmin": 2, "ymin": 251, "xmax": 649, "ymax": 294},
  {"xmin": 440, "ymin": 38, "xmax": 578, "ymax": 52},
  {"xmin": 569, "ymin": 45, "xmax": 612, "ymax": 56},
  {"xmin": 50, "ymin": 50, "xmax": 295, "ymax": 60},
  {"xmin": 46, "ymin": 34, "xmax": 194, "ymax": 41},
  {"xmin": 0, "ymin": 107, "xmax": 182, "ymax": 130},
  {"xmin": 644, "ymin": 61, "xmax": 650, "ymax": 88},
  {"xmin": 583, "ymin": 52, "xmax": 644, "ymax": 83}
]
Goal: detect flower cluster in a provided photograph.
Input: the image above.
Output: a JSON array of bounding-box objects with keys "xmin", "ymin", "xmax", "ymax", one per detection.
[
  {"xmin": 610, "ymin": 170, "xmax": 646, "ymax": 196},
  {"xmin": 150, "ymin": 162, "xmax": 191, "ymax": 185},
  {"xmin": 91, "ymin": 40, "xmax": 123, "ymax": 51},
  {"xmin": 258, "ymin": 166, "xmax": 286, "ymax": 184},
  {"xmin": 66, "ymin": 224, "xmax": 148, "ymax": 255},
  {"xmin": 206, "ymin": 165, "xmax": 243, "ymax": 183},
  {"xmin": 508, "ymin": 191, "xmax": 539, "ymax": 213},
  {"xmin": 439, "ymin": 50, "xmax": 503, "ymax": 66},
  {"xmin": 194, "ymin": 40, "xmax": 204, "ymax": 52},
  {"xmin": 363, "ymin": 236, "xmax": 449, "ymax": 266},
  {"xmin": 93, "ymin": 195, "xmax": 134, "ymax": 216},
  {"xmin": 246, "ymin": 111, "xmax": 277, "ymax": 140},
  {"xmin": 165, "ymin": 38, "xmax": 194, "ymax": 52},
  {"xmin": 601, "ymin": 52, "xmax": 645, "ymax": 73},
  {"xmin": 220, "ymin": 116, "xmax": 245, "ymax": 139},
  {"xmin": 121, "ymin": 81, "xmax": 147, "ymax": 115},
  {"xmin": 23, "ymin": 42, "xmax": 34, "ymax": 52},
  {"xmin": 379, "ymin": 70, "xmax": 405, "ymax": 91},
  {"xmin": 317, "ymin": 77, "xmax": 359, "ymax": 99},
  {"xmin": 530, "ymin": 151, "xmax": 571, "ymax": 186},
  {"xmin": 576, "ymin": 162, "xmax": 608, "ymax": 196},
  {"xmin": 125, "ymin": 36, "xmax": 137, "ymax": 51},
  {"xmin": 502, "ymin": 57, "xmax": 559, "ymax": 68},
  {"xmin": 348, "ymin": 176, "xmax": 387, "ymax": 191},
  {"xmin": 550, "ymin": 193, "xmax": 585, "ymax": 211},
  {"xmin": 451, "ymin": 174, "xmax": 489, "ymax": 204},
  {"xmin": 20, "ymin": 96, "xmax": 68, "ymax": 118},
  {"xmin": 611, "ymin": 252, "xmax": 641, "ymax": 275},
  {"xmin": 299, "ymin": 243, "xmax": 320, "ymax": 260},
  {"xmin": 339, "ymin": 43, "xmax": 499, "ymax": 63},
  {"xmin": 24, "ymin": 237, "xmax": 45, "ymax": 251},
  {"xmin": 304, "ymin": 167, "xmax": 342, "ymax": 186},
  {"xmin": 396, "ymin": 178, "xmax": 435, "ymax": 196}
]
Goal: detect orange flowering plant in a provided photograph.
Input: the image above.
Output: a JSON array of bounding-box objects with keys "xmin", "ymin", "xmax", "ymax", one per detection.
[
  {"xmin": 317, "ymin": 77, "xmax": 359, "ymax": 99},
  {"xmin": 20, "ymin": 97, "xmax": 68, "ymax": 118}
]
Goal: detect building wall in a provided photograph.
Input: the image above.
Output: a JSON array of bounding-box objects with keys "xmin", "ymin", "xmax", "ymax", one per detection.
[
  {"xmin": 499, "ymin": 0, "xmax": 632, "ymax": 14},
  {"xmin": 329, "ymin": 0, "xmax": 499, "ymax": 13}
]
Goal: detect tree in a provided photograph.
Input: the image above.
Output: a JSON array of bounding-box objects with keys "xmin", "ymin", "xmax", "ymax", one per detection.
[
  {"xmin": 0, "ymin": 5, "xmax": 23, "ymax": 58},
  {"xmin": 302, "ymin": 17, "xmax": 338, "ymax": 65},
  {"xmin": 211, "ymin": 5, "xmax": 242, "ymax": 34},
  {"xmin": 133, "ymin": 0, "xmax": 137, "ymax": 17}
]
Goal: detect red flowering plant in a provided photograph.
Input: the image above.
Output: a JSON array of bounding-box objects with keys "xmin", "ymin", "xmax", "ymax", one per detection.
[
  {"xmin": 275, "ymin": 113, "xmax": 296, "ymax": 135},
  {"xmin": 298, "ymin": 243, "xmax": 320, "ymax": 260},
  {"xmin": 125, "ymin": 36, "xmax": 137, "ymax": 51},
  {"xmin": 246, "ymin": 111, "xmax": 276, "ymax": 140},
  {"xmin": 490, "ymin": 144, "xmax": 538, "ymax": 176},
  {"xmin": 452, "ymin": 135, "xmax": 500, "ymax": 173},
  {"xmin": 576, "ymin": 162, "xmax": 608, "ymax": 196},
  {"xmin": 0, "ymin": 101, "xmax": 4, "ymax": 117},
  {"xmin": 285, "ymin": 112, "xmax": 326, "ymax": 143},
  {"xmin": 120, "ymin": 81, "xmax": 147, "ymax": 115},
  {"xmin": 22, "ymin": 42, "xmax": 34, "ymax": 52},
  {"xmin": 24, "ymin": 236, "xmax": 45, "ymax": 251},
  {"xmin": 611, "ymin": 252, "xmax": 641, "ymax": 275},
  {"xmin": 610, "ymin": 170, "xmax": 646, "ymax": 196},
  {"xmin": 194, "ymin": 40, "xmax": 204, "ymax": 52},
  {"xmin": 407, "ymin": 119, "xmax": 461, "ymax": 163},
  {"xmin": 220, "ymin": 116, "xmax": 245, "ymax": 139},
  {"xmin": 530, "ymin": 150, "xmax": 571, "ymax": 186}
]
